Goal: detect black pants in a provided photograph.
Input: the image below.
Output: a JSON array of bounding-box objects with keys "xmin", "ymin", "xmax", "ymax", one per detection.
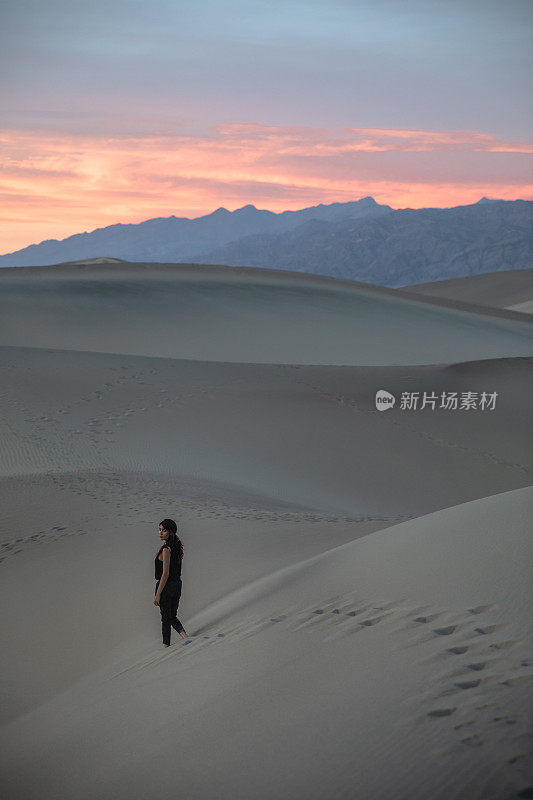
[{"xmin": 156, "ymin": 578, "xmax": 185, "ymax": 645}]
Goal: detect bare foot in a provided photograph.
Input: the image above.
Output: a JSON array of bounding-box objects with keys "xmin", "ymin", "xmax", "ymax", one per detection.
[
  {"xmin": 163, "ymin": 644, "xmax": 170, "ymax": 648},
  {"xmin": 179, "ymin": 631, "xmax": 187, "ymax": 640}
]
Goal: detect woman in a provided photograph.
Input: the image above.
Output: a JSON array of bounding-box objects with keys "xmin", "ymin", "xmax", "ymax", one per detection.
[{"xmin": 154, "ymin": 518, "xmax": 187, "ymax": 646}]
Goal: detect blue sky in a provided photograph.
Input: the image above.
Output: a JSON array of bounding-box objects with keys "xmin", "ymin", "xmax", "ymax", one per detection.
[{"xmin": 2, "ymin": 0, "xmax": 531, "ymax": 135}]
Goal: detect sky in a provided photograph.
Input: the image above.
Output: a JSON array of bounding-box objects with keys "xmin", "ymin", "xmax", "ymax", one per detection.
[{"xmin": 0, "ymin": 0, "xmax": 532, "ymax": 253}]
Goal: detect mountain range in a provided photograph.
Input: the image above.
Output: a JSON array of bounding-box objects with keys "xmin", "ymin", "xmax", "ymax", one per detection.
[
  {"xmin": 0, "ymin": 197, "xmax": 389, "ymax": 268},
  {"xmin": 1, "ymin": 197, "xmax": 531, "ymax": 287}
]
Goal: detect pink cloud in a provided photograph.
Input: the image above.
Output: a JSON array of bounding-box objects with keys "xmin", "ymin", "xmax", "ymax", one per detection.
[{"xmin": 1, "ymin": 123, "xmax": 531, "ymax": 253}]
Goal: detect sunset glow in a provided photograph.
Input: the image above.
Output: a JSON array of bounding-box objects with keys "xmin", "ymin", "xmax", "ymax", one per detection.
[
  {"xmin": 1, "ymin": 124, "xmax": 531, "ymax": 253},
  {"xmin": 2, "ymin": 0, "xmax": 531, "ymax": 255}
]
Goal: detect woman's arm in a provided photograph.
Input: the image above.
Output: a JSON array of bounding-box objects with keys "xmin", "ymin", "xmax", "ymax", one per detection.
[{"xmin": 155, "ymin": 548, "xmax": 170, "ymax": 598}]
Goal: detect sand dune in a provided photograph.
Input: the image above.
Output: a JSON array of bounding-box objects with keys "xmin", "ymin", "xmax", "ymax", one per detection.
[
  {"xmin": 1, "ymin": 347, "xmax": 531, "ymax": 514},
  {"xmin": 0, "ymin": 261, "xmax": 531, "ymax": 364},
  {"xmin": 1, "ymin": 487, "xmax": 531, "ymax": 800},
  {"xmin": 507, "ymin": 300, "xmax": 533, "ymax": 315},
  {"xmin": 0, "ymin": 261, "xmax": 532, "ymax": 799},
  {"xmin": 401, "ymin": 268, "xmax": 533, "ymax": 314}
]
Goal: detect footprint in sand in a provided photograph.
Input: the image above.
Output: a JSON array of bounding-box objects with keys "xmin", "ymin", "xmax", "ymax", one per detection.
[
  {"xmin": 237, "ymin": 616, "xmax": 289, "ymax": 641},
  {"xmin": 467, "ymin": 604, "xmax": 494, "ymax": 615},
  {"xmin": 454, "ymin": 679, "xmax": 482, "ymax": 690},
  {"xmin": 412, "ymin": 606, "xmax": 533, "ymax": 777},
  {"xmin": 498, "ymin": 675, "xmax": 533, "ymax": 688},
  {"xmin": 474, "ymin": 625, "xmax": 500, "ymax": 635},
  {"xmin": 460, "ymin": 734, "xmax": 484, "ymax": 747},
  {"xmin": 0, "ymin": 526, "xmax": 87, "ymax": 562},
  {"xmin": 454, "ymin": 720, "xmax": 475, "ymax": 730},
  {"xmin": 508, "ymin": 753, "xmax": 530, "ymax": 765},
  {"xmin": 358, "ymin": 615, "xmax": 389, "ymax": 627},
  {"xmin": 289, "ymin": 596, "xmax": 399, "ymax": 639},
  {"xmin": 427, "ymin": 707, "xmax": 456, "ymax": 718},
  {"xmin": 112, "ymin": 589, "xmax": 533, "ymax": 765},
  {"xmin": 432, "ymin": 625, "xmax": 459, "ymax": 636},
  {"xmin": 489, "ymin": 640, "xmax": 519, "ymax": 651}
]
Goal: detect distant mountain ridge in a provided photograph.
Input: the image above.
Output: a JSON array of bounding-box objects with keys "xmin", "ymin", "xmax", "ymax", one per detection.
[
  {"xmin": 199, "ymin": 199, "xmax": 533, "ymax": 287},
  {"xmin": 0, "ymin": 196, "xmax": 390, "ymax": 267},
  {"xmin": 1, "ymin": 197, "xmax": 531, "ymax": 287}
]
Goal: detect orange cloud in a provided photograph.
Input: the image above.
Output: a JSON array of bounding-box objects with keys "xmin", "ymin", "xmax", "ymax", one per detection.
[{"xmin": 1, "ymin": 123, "xmax": 531, "ymax": 253}]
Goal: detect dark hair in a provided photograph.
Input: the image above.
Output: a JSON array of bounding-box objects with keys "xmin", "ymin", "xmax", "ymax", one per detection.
[{"xmin": 157, "ymin": 518, "xmax": 184, "ymax": 561}]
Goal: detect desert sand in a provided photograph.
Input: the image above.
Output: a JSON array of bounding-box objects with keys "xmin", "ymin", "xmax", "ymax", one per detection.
[
  {"xmin": 0, "ymin": 260, "xmax": 532, "ymax": 799},
  {"xmin": 401, "ymin": 268, "xmax": 533, "ymax": 315}
]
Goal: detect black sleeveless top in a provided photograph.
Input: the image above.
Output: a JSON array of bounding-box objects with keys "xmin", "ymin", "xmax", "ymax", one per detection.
[{"xmin": 155, "ymin": 544, "xmax": 182, "ymax": 581}]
